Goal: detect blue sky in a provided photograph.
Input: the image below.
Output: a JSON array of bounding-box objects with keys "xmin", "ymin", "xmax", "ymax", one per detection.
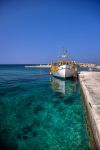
[{"xmin": 0, "ymin": 0, "xmax": 100, "ymax": 64}]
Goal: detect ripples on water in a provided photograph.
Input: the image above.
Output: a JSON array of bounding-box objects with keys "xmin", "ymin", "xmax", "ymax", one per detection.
[{"xmin": 0, "ymin": 65, "xmax": 94, "ymax": 150}]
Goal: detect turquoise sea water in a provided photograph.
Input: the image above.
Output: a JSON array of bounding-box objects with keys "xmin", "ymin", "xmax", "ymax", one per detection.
[{"xmin": 0, "ymin": 65, "xmax": 92, "ymax": 150}]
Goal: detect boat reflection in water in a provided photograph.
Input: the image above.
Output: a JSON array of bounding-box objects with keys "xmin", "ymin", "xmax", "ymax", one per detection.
[
  {"xmin": 50, "ymin": 77, "xmax": 66, "ymax": 97},
  {"xmin": 50, "ymin": 76, "xmax": 78, "ymax": 97}
]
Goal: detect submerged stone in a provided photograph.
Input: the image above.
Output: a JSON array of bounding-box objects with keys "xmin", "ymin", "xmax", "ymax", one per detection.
[
  {"xmin": 33, "ymin": 130, "xmax": 37, "ymax": 137},
  {"xmin": 16, "ymin": 133, "xmax": 22, "ymax": 139},
  {"xmin": 33, "ymin": 118, "xmax": 40, "ymax": 127},
  {"xmin": 22, "ymin": 124, "xmax": 33, "ymax": 134},
  {"xmin": 23, "ymin": 135, "xmax": 28, "ymax": 140},
  {"xmin": 0, "ymin": 101, "xmax": 4, "ymax": 106},
  {"xmin": 63, "ymin": 96, "xmax": 75, "ymax": 105},
  {"xmin": 33, "ymin": 105, "xmax": 45, "ymax": 114},
  {"xmin": 24, "ymin": 95, "xmax": 35, "ymax": 106}
]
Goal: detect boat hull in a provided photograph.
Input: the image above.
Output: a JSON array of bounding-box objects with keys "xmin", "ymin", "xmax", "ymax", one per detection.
[{"xmin": 51, "ymin": 64, "xmax": 76, "ymax": 78}]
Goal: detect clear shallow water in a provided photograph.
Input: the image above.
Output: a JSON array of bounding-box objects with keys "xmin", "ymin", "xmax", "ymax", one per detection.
[{"xmin": 0, "ymin": 65, "xmax": 92, "ymax": 150}]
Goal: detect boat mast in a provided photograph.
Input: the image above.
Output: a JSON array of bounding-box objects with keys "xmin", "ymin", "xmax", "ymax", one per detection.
[{"xmin": 58, "ymin": 48, "xmax": 67, "ymax": 61}]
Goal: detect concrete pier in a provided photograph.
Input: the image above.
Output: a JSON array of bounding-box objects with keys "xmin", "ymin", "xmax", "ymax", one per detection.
[
  {"xmin": 24, "ymin": 65, "xmax": 51, "ymax": 68},
  {"xmin": 79, "ymin": 72, "xmax": 100, "ymax": 150}
]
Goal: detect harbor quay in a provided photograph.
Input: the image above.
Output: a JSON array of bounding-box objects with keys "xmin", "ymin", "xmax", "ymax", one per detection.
[
  {"xmin": 24, "ymin": 63, "xmax": 100, "ymax": 69},
  {"xmin": 24, "ymin": 64, "xmax": 51, "ymax": 68},
  {"xmin": 78, "ymin": 63, "xmax": 97, "ymax": 68},
  {"xmin": 79, "ymin": 72, "xmax": 100, "ymax": 150}
]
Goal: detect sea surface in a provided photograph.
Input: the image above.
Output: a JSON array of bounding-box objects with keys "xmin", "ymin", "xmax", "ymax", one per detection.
[{"xmin": 0, "ymin": 64, "xmax": 97, "ymax": 150}]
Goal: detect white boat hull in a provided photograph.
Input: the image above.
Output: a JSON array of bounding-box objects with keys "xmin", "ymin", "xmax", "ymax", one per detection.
[{"xmin": 51, "ymin": 64, "xmax": 75, "ymax": 78}]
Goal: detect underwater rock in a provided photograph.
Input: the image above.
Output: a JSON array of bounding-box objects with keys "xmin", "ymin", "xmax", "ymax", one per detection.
[
  {"xmin": 25, "ymin": 101, "xmax": 32, "ymax": 106},
  {"xmin": 24, "ymin": 95, "xmax": 35, "ymax": 106},
  {"xmin": 0, "ymin": 129, "xmax": 7, "ymax": 134},
  {"xmin": 0, "ymin": 136, "xmax": 18, "ymax": 150},
  {"xmin": 63, "ymin": 96, "xmax": 75, "ymax": 105},
  {"xmin": 16, "ymin": 133, "xmax": 22, "ymax": 139},
  {"xmin": 0, "ymin": 128, "xmax": 11, "ymax": 137},
  {"xmin": 22, "ymin": 124, "xmax": 33, "ymax": 134},
  {"xmin": 16, "ymin": 113, "xmax": 24, "ymax": 122},
  {"xmin": 53, "ymin": 100, "xmax": 61, "ymax": 107},
  {"xmin": 58, "ymin": 105, "xmax": 65, "ymax": 112},
  {"xmin": 23, "ymin": 135, "xmax": 28, "ymax": 140},
  {"xmin": 54, "ymin": 92, "xmax": 64, "ymax": 98},
  {"xmin": 33, "ymin": 118, "xmax": 40, "ymax": 127},
  {"xmin": 33, "ymin": 130, "xmax": 37, "ymax": 137},
  {"xmin": 33, "ymin": 105, "xmax": 45, "ymax": 114},
  {"xmin": 0, "ymin": 101, "xmax": 4, "ymax": 106},
  {"xmin": 0, "ymin": 92, "xmax": 5, "ymax": 97},
  {"xmin": 17, "ymin": 131, "xmax": 29, "ymax": 140}
]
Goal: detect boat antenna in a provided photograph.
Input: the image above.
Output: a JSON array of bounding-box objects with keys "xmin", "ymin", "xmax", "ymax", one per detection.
[
  {"xmin": 61, "ymin": 47, "xmax": 67, "ymax": 59},
  {"xmin": 63, "ymin": 48, "xmax": 67, "ymax": 55}
]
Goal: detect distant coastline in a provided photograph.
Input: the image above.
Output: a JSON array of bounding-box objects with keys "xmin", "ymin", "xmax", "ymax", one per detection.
[{"xmin": 0, "ymin": 63, "xmax": 100, "ymax": 69}]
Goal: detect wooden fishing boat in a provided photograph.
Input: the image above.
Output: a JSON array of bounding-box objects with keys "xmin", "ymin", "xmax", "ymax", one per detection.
[{"xmin": 50, "ymin": 50, "xmax": 77, "ymax": 79}]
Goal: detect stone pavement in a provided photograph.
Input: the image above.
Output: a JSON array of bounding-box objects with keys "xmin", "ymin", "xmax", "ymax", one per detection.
[{"xmin": 79, "ymin": 72, "xmax": 100, "ymax": 150}]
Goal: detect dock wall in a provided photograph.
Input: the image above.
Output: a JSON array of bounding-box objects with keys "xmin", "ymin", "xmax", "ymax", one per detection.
[{"xmin": 79, "ymin": 72, "xmax": 100, "ymax": 150}]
